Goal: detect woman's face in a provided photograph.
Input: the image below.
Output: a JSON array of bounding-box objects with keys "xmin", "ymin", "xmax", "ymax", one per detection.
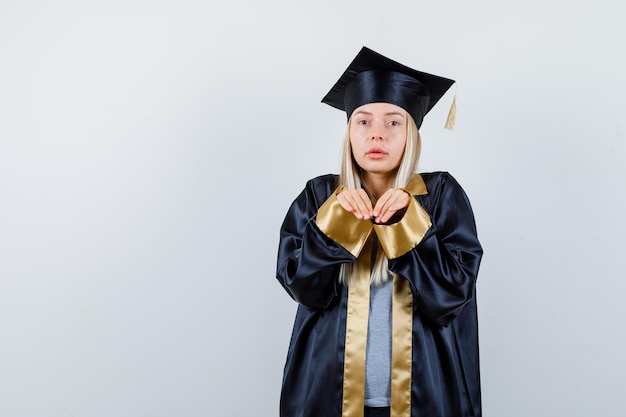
[{"xmin": 349, "ymin": 102, "xmax": 407, "ymax": 178}]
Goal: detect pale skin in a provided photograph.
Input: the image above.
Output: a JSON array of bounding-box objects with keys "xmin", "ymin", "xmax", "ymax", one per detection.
[{"xmin": 336, "ymin": 102, "xmax": 412, "ymax": 224}]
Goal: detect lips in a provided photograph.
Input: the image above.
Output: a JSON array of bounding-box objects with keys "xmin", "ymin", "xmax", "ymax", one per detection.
[{"xmin": 366, "ymin": 147, "xmax": 387, "ymax": 159}]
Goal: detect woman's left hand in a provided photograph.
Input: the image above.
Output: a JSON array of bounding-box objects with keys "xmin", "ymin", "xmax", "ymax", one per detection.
[{"xmin": 373, "ymin": 189, "xmax": 412, "ymax": 224}]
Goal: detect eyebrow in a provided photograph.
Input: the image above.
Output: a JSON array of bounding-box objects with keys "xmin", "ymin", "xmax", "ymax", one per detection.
[
  {"xmin": 353, "ymin": 110, "xmax": 406, "ymax": 118},
  {"xmin": 386, "ymin": 111, "xmax": 406, "ymax": 118}
]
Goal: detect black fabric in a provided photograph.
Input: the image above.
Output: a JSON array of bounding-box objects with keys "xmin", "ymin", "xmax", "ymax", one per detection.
[
  {"xmin": 321, "ymin": 47, "xmax": 455, "ymax": 127},
  {"xmin": 365, "ymin": 407, "xmax": 391, "ymax": 417},
  {"xmin": 276, "ymin": 172, "xmax": 483, "ymax": 417},
  {"xmin": 344, "ymin": 70, "xmax": 431, "ymax": 128}
]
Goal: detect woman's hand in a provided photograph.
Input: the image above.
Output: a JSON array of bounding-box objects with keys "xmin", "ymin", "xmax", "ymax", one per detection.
[
  {"xmin": 336, "ymin": 189, "xmax": 373, "ymax": 220},
  {"xmin": 372, "ymin": 189, "xmax": 411, "ymax": 224},
  {"xmin": 337, "ymin": 188, "xmax": 411, "ymax": 223}
]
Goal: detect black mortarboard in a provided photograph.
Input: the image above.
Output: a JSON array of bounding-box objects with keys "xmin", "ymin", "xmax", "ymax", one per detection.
[{"xmin": 321, "ymin": 47, "xmax": 455, "ymax": 128}]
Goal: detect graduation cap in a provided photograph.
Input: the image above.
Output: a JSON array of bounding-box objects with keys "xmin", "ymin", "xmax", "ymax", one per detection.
[{"xmin": 321, "ymin": 46, "xmax": 456, "ymax": 129}]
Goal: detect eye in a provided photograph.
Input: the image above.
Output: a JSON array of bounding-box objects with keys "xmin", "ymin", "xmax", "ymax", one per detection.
[
  {"xmin": 357, "ymin": 119, "xmax": 368, "ymax": 125},
  {"xmin": 389, "ymin": 120, "xmax": 399, "ymax": 126}
]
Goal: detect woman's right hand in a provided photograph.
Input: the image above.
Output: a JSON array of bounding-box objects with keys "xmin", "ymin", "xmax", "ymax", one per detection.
[{"xmin": 336, "ymin": 189, "xmax": 373, "ymax": 220}]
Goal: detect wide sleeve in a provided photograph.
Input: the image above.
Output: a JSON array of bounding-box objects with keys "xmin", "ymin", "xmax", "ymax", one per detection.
[
  {"xmin": 276, "ymin": 179, "xmax": 367, "ymax": 309},
  {"xmin": 386, "ymin": 173, "xmax": 483, "ymax": 326}
]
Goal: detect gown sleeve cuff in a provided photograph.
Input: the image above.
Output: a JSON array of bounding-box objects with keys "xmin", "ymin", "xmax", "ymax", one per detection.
[
  {"xmin": 373, "ymin": 193, "xmax": 432, "ymax": 259},
  {"xmin": 315, "ymin": 185, "xmax": 374, "ymax": 258}
]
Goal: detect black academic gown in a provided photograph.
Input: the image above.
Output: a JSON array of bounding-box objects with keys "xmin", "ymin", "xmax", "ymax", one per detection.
[{"xmin": 276, "ymin": 172, "xmax": 483, "ymax": 417}]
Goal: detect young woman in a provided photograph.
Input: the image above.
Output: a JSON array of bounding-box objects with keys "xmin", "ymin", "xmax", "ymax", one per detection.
[{"xmin": 276, "ymin": 47, "xmax": 483, "ymax": 417}]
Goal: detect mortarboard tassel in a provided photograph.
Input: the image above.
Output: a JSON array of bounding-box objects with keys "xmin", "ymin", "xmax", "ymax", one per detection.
[{"xmin": 444, "ymin": 85, "xmax": 457, "ymax": 130}]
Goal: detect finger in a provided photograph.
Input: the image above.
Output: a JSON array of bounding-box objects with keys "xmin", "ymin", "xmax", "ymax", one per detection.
[
  {"xmin": 351, "ymin": 190, "xmax": 373, "ymax": 219},
  {"xmin": 374, "ymin": 189, "xmax": 401, "ymax": 220},
  {"xmin": 376, "ymin": 191, "xmax": 410, "ymax": 223},
  {"xmin": 376, "ymin": 201, "xmax": 397, "ymax": 223},
  {"xmin": 338, "ymin": 190, "xmax": 371, "ymax": 219},
  {"xmin": 336, "ymin": 193, "xmax": 354, "ymax": 212},
  {"xmin": 372, "ymin": 190, "xmax": 394, "ymax": 217}
]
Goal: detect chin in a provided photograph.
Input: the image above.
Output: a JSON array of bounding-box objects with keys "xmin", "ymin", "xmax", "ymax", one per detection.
[{"xmin": 362, "ymin": 166, "xmax": 398, "ymax": 176}]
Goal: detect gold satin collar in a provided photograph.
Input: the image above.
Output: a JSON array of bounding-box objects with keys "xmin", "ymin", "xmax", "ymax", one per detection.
[{"xmin": 405, "ymin": 174, "xmax": 428, "ymax": 196}]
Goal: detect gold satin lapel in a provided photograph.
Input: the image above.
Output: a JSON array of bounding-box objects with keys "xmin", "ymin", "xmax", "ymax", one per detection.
[
  {"xmin": 406, "ymin": 174, "xmax": 428, "ymax": 196},
  {"xmin": 342, "ymin": 239, "xmax": 372, "ymax": 417},
  {"xmin": 391, "ymin": 276, "xmax": 413, "ymax": 417}
]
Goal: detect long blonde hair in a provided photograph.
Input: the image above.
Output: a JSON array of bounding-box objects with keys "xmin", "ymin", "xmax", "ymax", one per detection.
[{"xmin": 338, "ymin": 113, "xmax": 422, "ymax": 286}]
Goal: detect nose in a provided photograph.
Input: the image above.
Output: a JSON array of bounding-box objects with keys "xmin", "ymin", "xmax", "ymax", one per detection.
[{"xmin": 370, "ymin": 122, "xmax": 384, "ymax": 141}]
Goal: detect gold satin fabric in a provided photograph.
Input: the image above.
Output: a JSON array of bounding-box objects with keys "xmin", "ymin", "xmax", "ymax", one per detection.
[
  {"xmin": 342, "ymin": 239, "xmax": 372, "ymax": 417},
  {"xmin": 316, "ymin": 175, "xmax": 429, "ymax": 259},
  {"xmin": 323, "ymin": 174, "xmax": 430, "ymax": 417},
  {"xmin": 341, "ymin": 244, "xmax": 414, "ymax": 417},
  {"xmin": 391, "ymin": 276, "xmax": 413, "ymax": 417},
  {"xmin": 375, "ymin": 174, "xmax": 431, "ymax": 259},
  {"xmin": 374, "ymin": 197, "xmax": 431, "ymax": 259},
  {"xmin": 405, "ymin": 174, "xmax": 427, "ymax": 196},
  {"xmin": 316, "ymin": 185, "xmax": 374, "ymax": 258}
]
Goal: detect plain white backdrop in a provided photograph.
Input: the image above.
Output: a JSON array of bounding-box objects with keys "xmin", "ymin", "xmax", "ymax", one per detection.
[{"xmin": 1, "ymin": 1, "xmax": 625, "ymax": 416}]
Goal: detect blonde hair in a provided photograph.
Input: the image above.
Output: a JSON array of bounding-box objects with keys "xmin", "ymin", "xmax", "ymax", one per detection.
[{"xmin": 338, "ymin": 112, "xmax": 422, "ymax": 286}]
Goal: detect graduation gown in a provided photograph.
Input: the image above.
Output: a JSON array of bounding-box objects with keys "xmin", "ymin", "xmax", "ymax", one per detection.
[{"xmin": 276, "ymin": 172, "xmax": 483, "ymax": 417}]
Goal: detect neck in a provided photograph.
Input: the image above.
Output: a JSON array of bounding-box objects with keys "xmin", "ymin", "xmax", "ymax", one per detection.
[{"xmin": 362, "ymin": 171, "xmax": 396, "ymax": 200}]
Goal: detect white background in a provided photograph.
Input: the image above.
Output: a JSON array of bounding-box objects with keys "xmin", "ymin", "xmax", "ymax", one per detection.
[{"xmin": 1, "ymin": 1, "xmax": 625, "ymax": 416}]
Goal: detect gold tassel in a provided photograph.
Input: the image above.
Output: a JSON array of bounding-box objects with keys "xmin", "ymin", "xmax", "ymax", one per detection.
[{"xmin": 444, "ymin": 85, "xmax": 457, "ymax": 130}]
